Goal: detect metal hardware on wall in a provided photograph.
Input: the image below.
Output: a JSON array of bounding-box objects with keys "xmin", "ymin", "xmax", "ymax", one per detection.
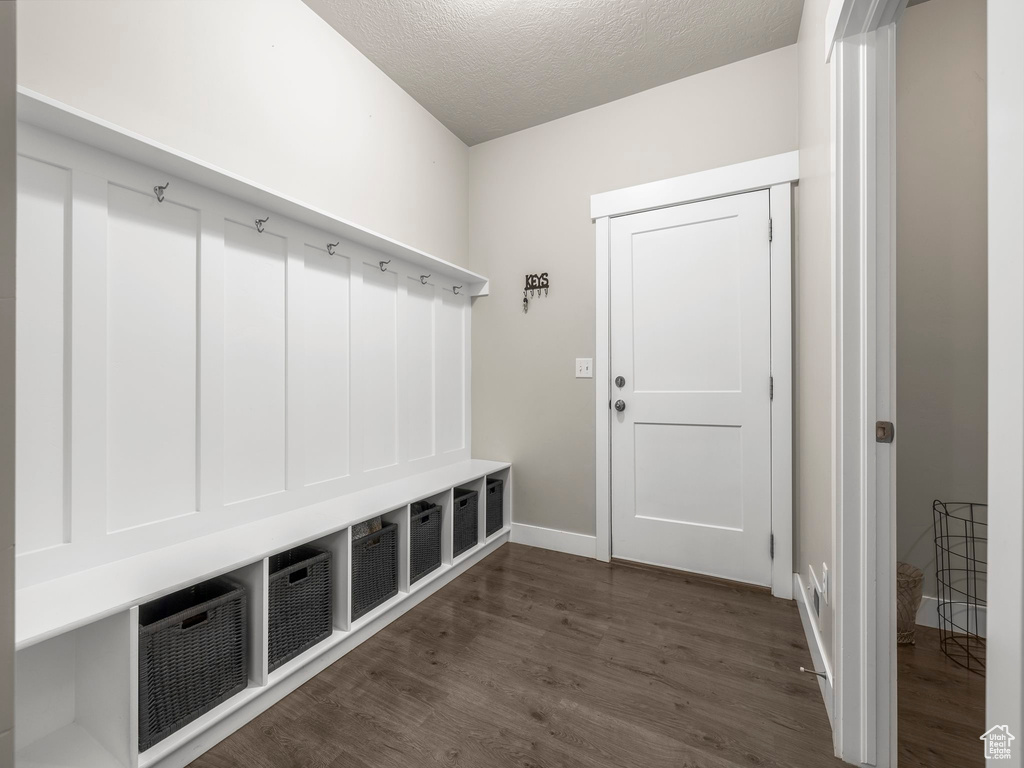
[
  {"xmin": 326, "ymin": 242, "xmax": 339, "ymax": 256},
  {"xmin": 452, "ymin": 285, "xmax": 462, "ymax": 295},
  {"xmin": 379, "ymin": 259, "xmax": 391, "ymax": 272},
  {"xmin": 154, "ymin": 182, "xmax": 169, "ymax": 203},
  {"xmin": 420, "ymin": 274, "xmax": 430, "ymax": 285},
  {"xmin": 255, "ymin": 216, "xmax": 269, "ymax": 233},
  {"xmin": 522, "ymin": 272, "xmax": 550, "ymax": 313}
]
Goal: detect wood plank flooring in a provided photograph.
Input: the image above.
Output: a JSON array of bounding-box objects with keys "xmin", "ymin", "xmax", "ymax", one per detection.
[
  {"xmin": 190, "ymin": 543, "xmax": 844, "ymax": 768},
  {"xmin": 898, "ymin": 626, "xmax": 985, "ymax": 767}
]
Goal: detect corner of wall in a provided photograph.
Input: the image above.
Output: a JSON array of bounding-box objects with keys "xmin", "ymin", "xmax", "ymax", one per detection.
[{"xmin": 0, "ymin": 0, "xmax": 16, "ymax": 761}]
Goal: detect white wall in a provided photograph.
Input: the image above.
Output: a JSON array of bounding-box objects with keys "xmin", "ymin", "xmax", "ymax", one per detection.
[
  {"xmin": 0, "ymin": 1, "xmax": 14, "ymax": 763},
  {"xmin": 986, "ymin": 0, "xmax": 1024, "ymax": 747},
  {"xmin": 16, "ymin": 0, "xmax": 470, "ymax": 266},
  {"xmin": 795, "ymin": 0, "xmax": 834, "ymax": 665},
  {"xmin": 896, "ymin": 0, "xmax": 987, "ymax": 601},
  {"xmin": 467, "ymin": 46, "xmax": 799, "ymax": 539}
]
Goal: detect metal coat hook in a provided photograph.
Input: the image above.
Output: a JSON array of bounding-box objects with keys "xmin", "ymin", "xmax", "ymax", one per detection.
[
  {"xmin": 154, "ymin": 182, "xmax": 170, "ymax": 203},
  {"xmin": 453, "ymin": 285, "xmax": 462, "ymax": 295},
  {"xmin": 326, "ymin": 242, "xmax": 339, "ymax": 256},
  {"xmin": 255, "ymin": 216, "xmax": 270, "ymax": 233},
  {"xmin": 379, "ymin": 260, "xmax": 391, "ymax": 272},
  {"xmin": 420, "ymin": 274, "xmax": 431, "ymax": 285}
]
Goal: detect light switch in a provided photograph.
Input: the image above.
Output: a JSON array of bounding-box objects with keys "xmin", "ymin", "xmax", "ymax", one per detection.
[{"xmin": 576, "ymin": 358, "xmax": 593, "ymax": 378}]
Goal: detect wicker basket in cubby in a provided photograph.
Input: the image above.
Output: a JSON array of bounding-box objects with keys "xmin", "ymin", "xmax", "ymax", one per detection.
[
  {"xmin": 453, "ymin": 488, "xmax": 478, "ymax": 557},
  {"xmin": 138, "ymin": 577, "xmax": 248, "ymax": 752},
  {"xmin": 268, "ymin": 544, "xmax": 332, "ymax": 672},
  {"xmin": 351, "ymin": 523, "xmax": 399, "ymax": 621}
]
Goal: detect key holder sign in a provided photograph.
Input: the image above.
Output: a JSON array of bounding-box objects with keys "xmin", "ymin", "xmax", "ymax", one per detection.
[{"xmin": 523, "ymin": 272, "xmax": 550, "ymax": 314}]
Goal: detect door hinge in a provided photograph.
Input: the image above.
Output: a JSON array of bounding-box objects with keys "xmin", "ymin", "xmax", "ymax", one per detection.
[
  {"xmin": 770, "ymin": 533, "xmax": 775, "ymax": 559},
  {"xmin": 769, "ymin": 376, "xmax": 774, "ymax": 400},
  {"xmin": 769, "ymin": 217, "xmax": 773, "ymax": 243}
]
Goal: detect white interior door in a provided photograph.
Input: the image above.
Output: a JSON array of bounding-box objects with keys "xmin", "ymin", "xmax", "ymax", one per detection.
[{"xmin": 610, "ymin": 190, "xmax": 773, "ymax": 585}]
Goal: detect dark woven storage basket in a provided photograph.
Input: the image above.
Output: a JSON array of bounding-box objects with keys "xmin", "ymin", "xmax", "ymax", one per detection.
[
  {"xmin": 453, "ymin": 488, "xmax": 478, "ymax": 557},
  {"xmin": 138, "ymin": 577, "xmax": 247, "ymax": 752},
  {"xmin": 352, "ymin": 522, "xmax": 399, "ymax": 621},
  {"xmin": 486, "ymin": 478, "xmax": 504, "ymax": 536},
  {"xmin": 268, "ymin": 545, "xmax": 332, "ymax": 672},
  {"xmin": 410, "ymin": 502, "xmax": 442, "ymax": 584}
]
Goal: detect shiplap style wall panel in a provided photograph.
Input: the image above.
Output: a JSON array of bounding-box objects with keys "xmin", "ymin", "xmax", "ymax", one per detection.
[
  {"xmin": 437, "ymin": 290, "xmax": 467, "ymax": 454},
  {"xmin": 400, "ymin": 278, "xmax": 436, "ymax": 462},
  {"xmin": 357, "ymin": 264, "xmax": 400, "ymax": 472},
  {"xmin": 301, "ymin": 243, "xmax": 351, "ymax": 486},
  {"xmin": 14, "ymin": 124, "xmax": 474, "ymax": 586},
  {"xmin": 222, "ymin": 220, "xmax": 288, "ymax": 505},
  {"xmin": 15, "ymin": 155, "xmax": 68, "ymax": 553},
  {"xmin": 106, "ymin": 184, "xmax": 198, "ymax": 531}
]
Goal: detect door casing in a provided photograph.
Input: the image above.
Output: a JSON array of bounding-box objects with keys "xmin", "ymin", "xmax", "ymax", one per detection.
[{"xmin": 591, "ymin": 152, "xmax": 798, "ymax": 600}]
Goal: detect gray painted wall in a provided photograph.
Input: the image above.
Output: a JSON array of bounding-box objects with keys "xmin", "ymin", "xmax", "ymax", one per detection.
[
  {"xmin": 896, "ymin": 0, "xmax": 987, "ymax": 600},
  {"xmin": 795, "ymin": 0, "xmax": 834, "ymax": 664},
  {"xmin": 1, "ymin": 1, "xmax": 16, "ymax": 763},
  {"xmin": 467, "ymin": 46, "xmax": 799, "ymax": 538}
]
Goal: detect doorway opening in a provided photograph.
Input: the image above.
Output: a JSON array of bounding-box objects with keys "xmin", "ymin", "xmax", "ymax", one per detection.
[{"xmin": 893, "ymin": 0, "xmax": 987, "ymax": 764}]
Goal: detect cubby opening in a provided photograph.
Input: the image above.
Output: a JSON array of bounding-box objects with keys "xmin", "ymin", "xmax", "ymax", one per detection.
[
  {"xmin": 15, "ymin": 612, "xmax": 134, "ymax": 768},
  {"xmin": 137, "ymin": 563, "xmax": 266, "ymax": 764}
]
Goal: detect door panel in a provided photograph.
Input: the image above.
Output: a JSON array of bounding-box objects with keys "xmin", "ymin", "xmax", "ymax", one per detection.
[
  {"xmin": 611, "ymin": 190, "xmax": 772, "ymax": 586},
  {"xmin": 633, "ymin": 423, "xmax": 744, "ymax": 530},
  {"xmin": 632, "ymin": 219, "xmax": 742, "ymax": 393}
]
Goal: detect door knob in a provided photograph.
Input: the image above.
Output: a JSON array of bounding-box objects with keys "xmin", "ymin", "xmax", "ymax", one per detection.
[
  {"xmin": 614, "ymin": 400, "xmax": 626, "ymax": 412},
  {"xmin": 615, "ymin": 375, "xmax": 625, "ymax": 388}
]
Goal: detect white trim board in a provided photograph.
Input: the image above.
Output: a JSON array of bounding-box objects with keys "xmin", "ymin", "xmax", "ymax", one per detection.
[
  {"xmin": 794, "ymin": 573, "xmax": 835, "ymax": 726},
  {"xmin": 16, "ymin": 87, "xmax": 489, "ymax": 296},
  {"xmin": 592, "ymin": 155, "xmax": 796, "ymax": 602},
  {"xmin": 915, "ymin": 596, "xmax": 988, "ymax": 639},
  {"xmin": 510, "ymin": 523, "xmax": 597, "ymax": 559},
  {"xmin": 590, "ymin": 151, "xmax": 799, "ymax": 220},
  {"xmin": 828, "ymin": 1, "xmax": 906, "ymax": 764}
]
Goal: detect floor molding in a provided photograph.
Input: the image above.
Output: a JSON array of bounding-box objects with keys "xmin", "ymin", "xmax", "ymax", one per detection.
[
  {"xmin": 915, "ymin": 595, "xmax": 987, "ymax": 638},
  {"xmin": 793, "ymin": 573, "xmax": 834, "ymax": 727},
  {"xmin": 511, "ymin": 523, "xmax": 597, "ymax": 559}
]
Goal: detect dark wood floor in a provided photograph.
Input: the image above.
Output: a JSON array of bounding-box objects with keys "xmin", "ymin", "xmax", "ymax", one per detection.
[
  {"xmin": 898, "ymin": 626, "xmax": 985, "ymax": 767},
  {"xmin": 191, "ymin": 543, "xmax": 842, "ymax": 768}
]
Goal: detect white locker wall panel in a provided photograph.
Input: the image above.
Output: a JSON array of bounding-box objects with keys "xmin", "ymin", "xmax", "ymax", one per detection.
[
  {"xmin": 15, "ymin": 155, "xmax": 69, "ymax": 553},
  {"xmin": 14, "ymin": 119, "xmax": 478, "ymax": 585},
  {"xmin": 106, "ymin": 184, "xmax": 199, "ymax": 531},
  {"xmin": 302, "ymin": 243, "xmax": 351, "ymax": 485},
  {"xmin": 436, "ymin": 291, "xmax": 466, "ymax": 454},
  {"xmin": 358, "ymin": 264, "xmax": 399, "ymax": 472},
  {"xmin": 222, "ymin": 220, "xmax": 288, "ymax": 505},
  {"xmin": 400, "ymin": 278, "xmax": 435, "ymax": 462}
]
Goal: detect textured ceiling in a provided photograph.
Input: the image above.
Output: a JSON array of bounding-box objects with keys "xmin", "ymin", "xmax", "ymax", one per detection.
[{"xmin": 303, "ymin": 0, "xmax": 805, "ymax": 146}]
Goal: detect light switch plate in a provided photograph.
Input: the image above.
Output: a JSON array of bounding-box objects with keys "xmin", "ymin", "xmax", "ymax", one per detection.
[{"xmin": 576, "ymin": 358, "xmax": 593, "ymax": 378}]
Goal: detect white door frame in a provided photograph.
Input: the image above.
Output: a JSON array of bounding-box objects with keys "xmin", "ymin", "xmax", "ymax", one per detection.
[
  {"xmin": 827, "ymin": 1, "xmax": 903, "ymax": 765},
  {"xmin": 591, "ymin": 151, "xmax": 799, "ymax": 600},
  {"xmin": 985, "ymin": 0, "xmax": 1024, "ymax": 753}
]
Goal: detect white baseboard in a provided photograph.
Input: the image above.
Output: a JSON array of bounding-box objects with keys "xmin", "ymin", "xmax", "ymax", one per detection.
[
  {"xmin": 794, "ymin": 572, "xmax": 834, "ymax": 727},
  {"xmin": 915, "ymin": 595, "xmax": 987, "ymax": 638},
  {"xmin": 511, "ymin": 522, "xmax": 597, "ymax": 559}
]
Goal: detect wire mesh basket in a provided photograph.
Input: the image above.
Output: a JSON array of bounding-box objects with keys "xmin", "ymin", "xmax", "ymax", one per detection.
[{"xmin": 933, "ymin": 500, "xmax": 987, "ymax": 675}]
